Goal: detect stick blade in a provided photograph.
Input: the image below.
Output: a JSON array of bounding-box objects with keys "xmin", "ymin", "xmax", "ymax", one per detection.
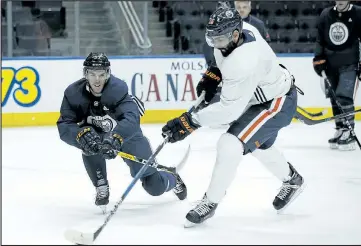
[
  {"xmin": 321, "ymin": 109, "xmax": 328, "ymax": 115},
  {"xmin": 64, "ymin": 229, "xmax": 95, "ymax": 245}
]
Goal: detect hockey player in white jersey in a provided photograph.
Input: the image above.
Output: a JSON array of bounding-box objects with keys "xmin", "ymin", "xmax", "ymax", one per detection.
[{"xmin": 161, "ymin": 8, "xmax": 305, "ymax": 226}]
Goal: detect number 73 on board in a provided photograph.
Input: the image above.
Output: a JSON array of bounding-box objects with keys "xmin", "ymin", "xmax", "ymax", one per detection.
[{"xmin": 1, "ymin": 66, "xmax": 41, "ymax": 107}]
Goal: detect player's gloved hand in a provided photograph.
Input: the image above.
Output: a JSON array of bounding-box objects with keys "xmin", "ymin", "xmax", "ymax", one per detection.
[
  {"xmin": 312, "ymin": 56, "xmax": 327, "ymax": 77},
  {"xmin": 357, "ymin": 62, "xmax": 361, "ymax": 80},
  {"xmin": 161, "ymin": 112, "xmax": 201, "ymax": 143},
  {"xmin": 196, "ymin": 66, "xmax": 222, "ymax": 102},
  {"xmin": 76, "ymin": 126, "xmax": 102, "ymax": 156},
  {"xmin": 101, "ymin": 131, "xmax": 123, "ymax": 159}
]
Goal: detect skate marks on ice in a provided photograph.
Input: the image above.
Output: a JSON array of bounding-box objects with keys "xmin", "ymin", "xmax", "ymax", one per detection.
[
  {"xmin": 63, "ymin": 142, "xmax": 192, "ymax": 244},
  {"xmin": 180, "ymin": 213, "xmax": 343, "ymax": 244},
  {"xmin": 49, "ymin": 194, "xmax": 185, "ymax": 245},
  {"xmin": 180, "ymin": 189, "xmax": 360, "ymax": 244},
  {"xmin": 3, "ymin": 124, "xmax": 361, "ymax": 244},
  {"xmin": 65, "ymin": 197, "xmax": 192, "ymax": 245}
]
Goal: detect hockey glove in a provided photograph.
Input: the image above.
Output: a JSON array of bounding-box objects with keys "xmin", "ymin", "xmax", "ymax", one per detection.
[
  {"xmin": 162, "ymin": 112, "xmax": 201, "ymax": 143},
  {"xmin": 76, "ymin": 126, "xmax": 102, "ymax": 156},
  {"xmin": 357, "ymin": 62, "xmax": 361, "ymax": 81},
  {"xmin": 101, "ymin": 132, "xmax": 123, "ymax": 159},
  {"xmin": 312, "ymin": 56, "xmax": 327, "ymax": 77},
  {"xmin": 197, "ymin": 66, "xmax": 222, "ymax": 102}
]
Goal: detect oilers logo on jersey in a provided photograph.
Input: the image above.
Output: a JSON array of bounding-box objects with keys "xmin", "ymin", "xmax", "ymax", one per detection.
[
  {"xmin": 329, "ymin": 22, "xmax": 349, "ymax": 45},
  {"xmin": 86, "ymin": 114, "xmax": 117, "ymax": 133}
]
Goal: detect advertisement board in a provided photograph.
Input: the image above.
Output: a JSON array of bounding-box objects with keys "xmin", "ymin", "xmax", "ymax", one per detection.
[{"xmin": 2, "ymin": 55, "xmax": 360, "ymax": 127}]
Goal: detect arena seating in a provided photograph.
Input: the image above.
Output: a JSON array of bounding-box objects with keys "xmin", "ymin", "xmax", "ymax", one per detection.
[
  {"xmin": 152, "ymin": 1, "xmax": 361, "ymax": 54},
  {"xmin": 2, "ymin": 1, "xmax": 360, "ymax": 56},
  {"xmin": 1, "ymin": 1, "xmax": 65, "ymax": 56}
]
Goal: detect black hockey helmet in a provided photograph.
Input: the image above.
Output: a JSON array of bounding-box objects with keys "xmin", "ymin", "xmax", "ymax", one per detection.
[
  {"xmin": 83, "ymin": 52, "xmax": 111, "ymax": 80},
  {"xmin": 83, "ymin": 52, "xmax": 110, "ymax": 68},
  {"xmin": 205, "ymin": 8, "xmax": 243, "ymax": 51}
]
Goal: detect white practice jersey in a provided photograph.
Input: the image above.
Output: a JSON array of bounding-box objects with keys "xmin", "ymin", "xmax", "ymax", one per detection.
[{"xmin": 192, "ymin": 22, "xmax": 293, "ymax": 127}]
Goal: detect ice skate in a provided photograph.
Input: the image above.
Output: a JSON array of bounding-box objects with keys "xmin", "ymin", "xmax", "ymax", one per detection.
[
  {"xmin": 273, "ymin": 163, "xmax": 305, "ymax": 213},
  {"xmin": 184, "ymin": 194, "xmax": 218, "ymax": 228},
  {"xmin": 95, "ymin": 183, "xmax": 109, "ymax": 214},
  {"xmin": 172, "ymin": 173, "xmax": 187, "ymax": 201},
  {"xmin": 328, "ymin": 128, "xmax": 343, "ymax": 149},
  {"xmin": 337, "ymin": 129, "xmax": 356, "ymax": 151}
]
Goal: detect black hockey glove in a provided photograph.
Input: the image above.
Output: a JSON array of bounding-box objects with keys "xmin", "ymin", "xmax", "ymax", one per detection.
[
  {"xmin": 162, "ymin": 112, "xmax": 201, "ymax": 143},
  {"xmin": 76, "ymin": 126, "xmax": 102, "ymax": 156},
  {"xmin": 357, "ymin": 62, "xmax": 361, "ymax": 80},
  {"xmin": 312, "ymin": 56, "xmax": 327, "ymax": 77},
  {"xmin": 101, "ymin": 132, "xmax": 123, "ymax": 159},
  {"xmin": 196, "ymin": 66, "xmax": 222, "ymax": 103}
]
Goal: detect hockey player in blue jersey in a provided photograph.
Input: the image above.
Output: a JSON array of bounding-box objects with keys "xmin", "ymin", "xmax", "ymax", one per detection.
[{"xmin": 57, "ymin": 52, "xmax": 187, "ymax": 210}]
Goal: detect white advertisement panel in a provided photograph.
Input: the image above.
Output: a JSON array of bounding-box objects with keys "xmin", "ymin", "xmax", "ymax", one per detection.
[
  {"xmin": 2, "ymin": 57, "xmax": 206, "ymax": 113},
  {"xmin": 2, "ymin": 56, "xmax": 360, "ymax": 115}
]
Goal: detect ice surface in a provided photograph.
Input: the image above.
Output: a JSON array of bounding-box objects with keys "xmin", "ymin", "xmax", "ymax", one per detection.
[{"xmin": 2, "ymin": 122, "xmax": 361, "ymax": 244}]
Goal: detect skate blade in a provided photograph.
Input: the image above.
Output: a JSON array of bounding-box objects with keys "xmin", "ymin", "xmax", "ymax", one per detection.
[
  {"xmin": 98, "ymin": 205, "xmax": 107, "ymax": 214},
  {"xmin": 338, "ymin": 143, "xmax": 356, "ymax": 151},
  {"xmin": 329, "ymin": 143, "xmax": 338, "ymax": 149},
  {"xmin": 184, "ymin": 219, "xmax": 198, "ymax": 228},
  {"xmin": 276, "ymin": 181, "xmax": 307, "ymax": 214},
  {"xmin": 64, "ymin": 229, "xmax": 95, "ymax": 245}
]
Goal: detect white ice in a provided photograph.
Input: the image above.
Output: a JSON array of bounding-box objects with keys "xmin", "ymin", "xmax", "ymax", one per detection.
[{"xmin": 2, "ymin": 122, "xmax": 361, "ymax": 245}]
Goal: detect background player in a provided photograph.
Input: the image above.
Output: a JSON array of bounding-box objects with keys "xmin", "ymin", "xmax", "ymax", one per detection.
[
  {"xmin": 312, "ymin": 1, "xmax": 361, "ymax": 150},
  {"xmin": 162, "ymin": 8, "xmax": 305, "ymax": 227},
  {"xmin": 57, "ymin": 52, "xmax": 187, "ymax": 211}
]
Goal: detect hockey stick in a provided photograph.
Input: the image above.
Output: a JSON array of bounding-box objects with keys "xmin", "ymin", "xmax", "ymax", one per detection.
[
  {"xmin": 321, "ymin": 71, "xmax": 361, "ymax": 149},
  {"xmin": 64, "ymin": 93, "xmax": 206, "ymax": 245},
  {"xmin": 296, "ymin": 106, "xmax": 327, "ymax": 117},
  {"xmin": 64, "ymin": 136, "xmax": 171, "ymax": 245},
  {"xmin": 116, "ymin": 145, "xmax": 190, "ymax": 174},
  {"xmin": 294, "ymin": 108, "xmax": 361, "ymax": 125}
]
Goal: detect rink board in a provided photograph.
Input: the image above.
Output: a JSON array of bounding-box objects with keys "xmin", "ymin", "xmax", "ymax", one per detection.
[
  {"xmin": 2, "ymin": 55, "xmax": 360, "ymax": 127},
  {"xmin": 2, "ymin": 107, "xmax": 361, "ymax": 127}
]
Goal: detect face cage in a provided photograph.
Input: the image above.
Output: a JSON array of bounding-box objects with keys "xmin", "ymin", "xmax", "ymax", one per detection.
[{"xmin": 205, "ymin": 31, "xmax": 233, "ymax": 49}]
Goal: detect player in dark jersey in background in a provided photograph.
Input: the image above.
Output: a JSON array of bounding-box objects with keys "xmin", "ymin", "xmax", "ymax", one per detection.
[{"xmin": 313, "ymin": 1, "xmax": 361, "ymax": 151}]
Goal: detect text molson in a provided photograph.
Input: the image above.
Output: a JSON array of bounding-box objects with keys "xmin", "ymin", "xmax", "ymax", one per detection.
[{"xmin": 170, "ymin": 61, "xmax": 206, "ymax": 71}]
